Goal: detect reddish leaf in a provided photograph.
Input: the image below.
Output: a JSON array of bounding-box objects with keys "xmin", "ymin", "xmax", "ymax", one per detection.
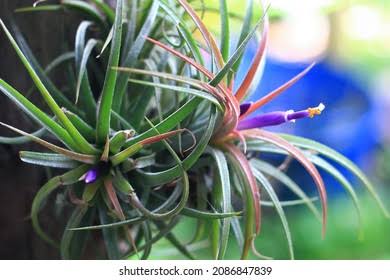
[
  {"xmin": 225, "ymin": 144, "xmax": 261, "ymax": 233},
  {"xmin": 104, "ymin": 177, "xmax": 138, "ymax": 254},
  {"xmin": 243, "ymin": 129, "xmax": 327, "ymax": 237},
  {"xmin": 241, "ymin": 63, "xmax": 316, "ymax": 119},
  {"xmin": 235, "ymin": 14, "xmax": 269, "ymax": 102},
  {"xmin": 225, "ymin": 143, "xmax": 260, "ymax": 259},
  {"xmin": 0, "ymin": 121, "xmax": 97, "ymax": 164},
  {"xmin": 147, "ymin": 37, "xmax": 214, "ymax": 80},
  {"xmin": 104, "ymin": 177, "xmax": 126, "ymax": 220},
  {"xmin": 140, "ymin": 129, "xmax": 185, "ymax": 146},
  {"xmin": 177, "ymin": 0, "xmax": 225, "ymax": 68},
  {"xmin": 146, "ymin": 37, "xmax": 240, "ymax": 133}
]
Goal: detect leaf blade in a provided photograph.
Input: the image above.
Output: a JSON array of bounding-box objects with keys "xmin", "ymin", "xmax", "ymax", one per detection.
[{"xmin": 96, "ymin": 0, "xmax": 123, "ymax": 144}]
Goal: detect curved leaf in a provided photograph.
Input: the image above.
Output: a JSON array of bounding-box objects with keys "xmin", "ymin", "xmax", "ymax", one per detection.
[
  {"xmin": 280, "ymin": 133, "xmax": 389, "ymax": 218},
  {"xmin": 0, "ymin": 122, "xmax": 97, "ymax": 164},
  {"xmin": 207, "ymin": 147, "xmax": 231, "ymax": 260},
  {"xmin": 252, "ymin": 168, "xmax": 294, "ymax": 260},
  {"xmin": 31, "ymin": 165, "xmax": 89, "ymax": 247},
  {"xmin": 250, "ymin": 158, "xmax": 321, "ymax": 221},
  {"xmin": 225, "ymin": 144, "xmax": 260, "ymax": 259},
  {"xmin": 0, "ymin": 127, "xmax": 45, "ymax": 145},
  {"xmin": 132, "ymin": 107, "xmax": 217, "ymax": 187},
  {"xmin": 244, "ymin": 129, "xmax": 327, "ymax": 237}
]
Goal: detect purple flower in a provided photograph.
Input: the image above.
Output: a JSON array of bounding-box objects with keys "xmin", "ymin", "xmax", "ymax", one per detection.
[
  {"xmin": 237, "ymin": 103, "xmax": 325, "ymax": 131},
  {"xmin": 84, "ymin": 167, "xmax": 99, "ymax": 184}
]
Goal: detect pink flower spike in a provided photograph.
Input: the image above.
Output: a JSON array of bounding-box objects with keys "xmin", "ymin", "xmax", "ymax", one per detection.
[{"xmin": 238, "ymin": 103, "xmax": 325, "ymax": 130}]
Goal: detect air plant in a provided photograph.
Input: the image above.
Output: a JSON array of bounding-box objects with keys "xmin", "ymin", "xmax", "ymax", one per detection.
[{"xmin": 0, "ymin": 0, "xmax": 388, "ymax": 260}]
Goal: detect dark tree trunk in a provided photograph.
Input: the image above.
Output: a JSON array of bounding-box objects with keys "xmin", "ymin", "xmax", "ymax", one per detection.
[{"xmin": 0, "ymin": 0, "xmax": 79, "ymax": 259}]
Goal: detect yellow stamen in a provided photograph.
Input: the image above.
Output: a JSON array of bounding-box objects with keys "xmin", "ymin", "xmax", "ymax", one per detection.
[{"xmin": 308, "ymin": 103, "xmax": 325, "ymax": 118}]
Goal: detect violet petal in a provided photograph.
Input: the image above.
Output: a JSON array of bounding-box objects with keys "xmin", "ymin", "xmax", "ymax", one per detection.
[
  {"xmin": 237, "ymin": 111, "xmax": 287, "ymax": 130},
  {"xmin": 239, "ymin": 102, "xmax": 253, "ymax": 116},
  {"xmin": 237, "ymin": 103, "xmax": 325, "ymax": 130},
  {"xmin": 286, "ymin": 110, "xmax": 309, "ymax": 121},
  {"xmin": 85, "ymin": 168, "xmax": 98, "ymax": 184}
]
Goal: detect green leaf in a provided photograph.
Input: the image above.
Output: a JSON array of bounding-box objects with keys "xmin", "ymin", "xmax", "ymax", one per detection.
[
  {"xmin": 90, "ymin": 0, "xmax": 115, "ymax": 23},
  {"xmin": 74, "ymin": 21, "xmax": 97, "ymax": 123},
  {"xmin": 44, "ymin": 52, "xmax": 75, "ymax": 75},
  {"xmin": 113, "ymin": 0, "xmax": 160, "ymax": 112},
  {"xmin": 69, "ymin": 204, "xmax": 240, "ymax": 232},
  {"xmin": 15, "ymin": 5, "xmax": 62, "ymax": 13},
  {"xmin": 121, "ymin": 0, "xmax": 137, "ymax": 57},
  {"xmin": 63, "ymin": 109, "xmax": 96, "ymax": 142},
  {"xmin": 82, "ymin": 178, "xmax": 103, "ymax": 202},
  {"xmin": 188, "ymin": 174, "xmax": 207, "ymax": 244},
  {"xmin": 244, "ymin": 129, "xmax": 327, "ymax": 237},
  {"xmin": 180, "ymin": 208, "xmax": 241, "ymax": 219},
  {"xmin": 261, "ymin": 198, "xmax": 319, "ymax": 207},
  {"xmin": 152, "ymin": 189, "xmax": 241, "ymax": 219},
  {"xmin": 31, "ymin": 164, "xmax": 89, "ymax": 247},
  {"xmin": 252, "ymin": 168, "xmax": 294, "ymax": 260},
  {"xmin": 132, "ymin": 106, "xmax": 217, "ymax": 187},
  {"xmin": 128, "ymin": 78, "xmax": 222, "ymax": 110},
  {"xmin": 177, "ymin": 0, "xmax": 224, "ymax": 69},
  {"xmin": 219, "ymin": 0, "xmax": 230, "ymax": 62},
  {"xmin": 112, "ymin": 171, "xmax": 134, "ymax": 195},
  {"xmin": 230, "ymin": 215, "xmax": 244, "ymax": 252},
  {"xmin": 114, "ymin": 67, "xmax": 215, "ymax": 97},
  {"xmin": 128, "ymin": 118, "xmax": 190, "ymax": 220},
  {"xmin": 251, "ymin": 147, "xmax": 363, "ymax": 237},
  {"xmin": 61, "ymin": 0, "xmax": 107, "ymax": 28},
  {"xmin": 20, "ymin": 151, "xmax": 79, "ymax": 169},
  {"xmin": 207, "ymin": 147, "xmax": 231, "ymax": 260},
  {"xmin": 225, "ymin": 144, "xmax": 259, "ymax": 260},
  {"xmin": 132, "ymin": 154, "xmax": 156, "ymax": 169},
  {"xmin": 279, "ymin": 134, "xmax": 389, "ymax": 218},
  {"xmin": 0, "ymin": 122, "xmax": 97, "ymax": 164},
  {"xmin": 96, "ymin": 0, "xmax": 123, "ymax": 144},
  {"xmin": 125, "ymin": 59, "xmax": 163, "ymax": 130},
  {"xmin": 110, "ymin": 142, "xmax": 143, "ymax": 166},
  {"xmin": 159, "ymin": 0, "xmax": 205, "ymax": 70},
  {"xmin": 231, "ymin": 0, "xmax": 253, "ymax": 74},
  {"xmin": 75, "ymin": 38, "xmax": 99, "ymax": 104},
  {"xmin": 209, "ymin": 6, "xmax": 268, "ymax": 87},
  {"xmin": 0, "ymin": 79, "xmax": 77, "ymax": 149},
  {"xmin": 140, "ymin": 221, "xmax": 152, "ymax": 260},
  {"xmin": 249, "ymin": 158, "xmax": 321, "ymax": 221},
  {"xmin": 210, "ymin": 216, "xmax": 220, "ymax": 259},
  {"xmin": 0, "ymin": 19, "xmax": 97, "ymax": 154},
  {"xmin": 129, "ymin": 179, "xmax": 189, "ymax": 221},
  {"xmin": 307, "ymin": 153, "xmax": 363, "ymax": 237},
  {"xmin": 109, "ymin": 130, "xmax": 134, "ymax": 154},
  {"xmin": 61, "ymin": 206, "xmax": 90, "ymax": 259},
  {"xmin": 0, "ymin": 127, "xmax": 45, "ymax": 145},
  {"xmin": 124, "ymin": 217, "xmax": 180, "ymax": 259},
  {"xmin": 124, "ymin": 97, "xmax": 202, "ymax": 148},
  {"xmin": 111, "ymin": 109, "xmax": 136, "ymax": 131},
  {"xmin": 75, "ymin": 21, "xmax": 93, "ymax": 70},
  {"xmin": 96, "ymin": 26, "xmax": 113, "ymax": 59},
  {"xmin": 9, "ymin": 21, "xmax": 80, "ymax": 114},
  {"xmin": 98, "ymin": 199, "xmax": 121, "ymax": 259},
  {"xmin": 69, "ymin": 216, "xmax": 144, "ymax": 231}
]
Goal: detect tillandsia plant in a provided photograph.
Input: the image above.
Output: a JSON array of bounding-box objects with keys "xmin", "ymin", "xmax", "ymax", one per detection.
[{"xmin": 0, "ymin": 0, "xmax": 388, "ymax": 259}]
